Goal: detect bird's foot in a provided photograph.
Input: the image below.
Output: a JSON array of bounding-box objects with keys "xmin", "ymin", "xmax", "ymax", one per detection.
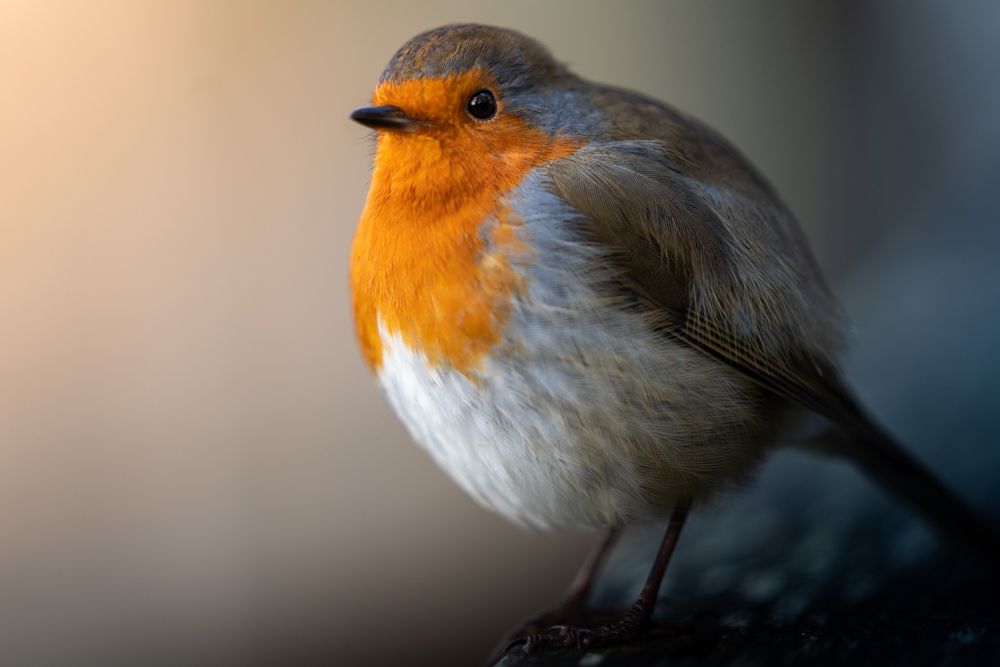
[
  {"xmin": 483, "ymin": 603, "xmax": 590, "ymax": 666},
  {"xmin": 497, "ymin": 607, "xmax": 647, "ymax": 662}
]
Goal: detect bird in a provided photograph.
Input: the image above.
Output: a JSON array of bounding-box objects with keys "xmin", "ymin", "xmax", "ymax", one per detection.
[{"xmin": 348, "ymin": 24, "xmax": 1000, "ymax": 662}]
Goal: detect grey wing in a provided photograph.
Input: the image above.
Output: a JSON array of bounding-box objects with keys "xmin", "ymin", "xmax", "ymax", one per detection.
[{"xmin": 545, "ymin": 142, "xmax": 1000, "ymax": 570}]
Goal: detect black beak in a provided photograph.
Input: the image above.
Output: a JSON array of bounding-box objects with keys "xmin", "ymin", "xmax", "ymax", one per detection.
[{"xmin": 350, "ymin": 106, "xmax": 426, "ymax": 133}]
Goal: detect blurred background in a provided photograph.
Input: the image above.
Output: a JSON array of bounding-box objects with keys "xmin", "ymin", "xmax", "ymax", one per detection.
[{"xmin": 2, "ymin": 1, "xmax": 999, "ymax": 665}]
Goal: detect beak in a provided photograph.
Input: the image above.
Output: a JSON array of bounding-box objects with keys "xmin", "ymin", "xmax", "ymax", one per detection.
[{"xmin": 350, "ymin": 106, "xmax": 426, "ymax": 133}]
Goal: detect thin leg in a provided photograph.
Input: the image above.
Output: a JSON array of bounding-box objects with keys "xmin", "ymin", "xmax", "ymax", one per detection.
[
  {"xmin": 500, "ymin": 499, "xmax": 691, "ymax": 660},
  {"xmin": 483, "ymin": 527, "xmax": 619, "ymax": 666}
]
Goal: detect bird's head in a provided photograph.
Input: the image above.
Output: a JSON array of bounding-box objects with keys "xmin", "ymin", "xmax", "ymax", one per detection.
[{"xmin": 351, "ymin": 25, "xmax": 592, "ymax": 200}]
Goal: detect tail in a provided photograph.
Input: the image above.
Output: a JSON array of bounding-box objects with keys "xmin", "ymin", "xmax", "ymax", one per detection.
[{"xmin": 803, "ymin": 411, "xmax": 1000, "ymax": 573}]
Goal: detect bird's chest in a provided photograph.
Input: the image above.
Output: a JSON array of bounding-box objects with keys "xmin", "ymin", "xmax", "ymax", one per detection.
[
  {"xmin": 350, "ymin": 197, "xmax": 533, "ymax": 374},
  {"xmin": 352, "ymin": 208, "xmax": 567, "ymax": 525}
]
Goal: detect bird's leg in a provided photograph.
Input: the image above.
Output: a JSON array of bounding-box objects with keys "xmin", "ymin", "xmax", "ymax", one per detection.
[
  {"xmin": 499, "ymin": 500, "xmax": 690, "ymax": 661},
  {"xmin": 483, "ymin": 526, "xmax": 619, "ymax": 666}
]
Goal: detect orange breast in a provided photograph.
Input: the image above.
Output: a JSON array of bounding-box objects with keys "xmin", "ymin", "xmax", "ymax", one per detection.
[{"xmin": 350, "ymin": 69, "xmax": 582, "ymax": 374}]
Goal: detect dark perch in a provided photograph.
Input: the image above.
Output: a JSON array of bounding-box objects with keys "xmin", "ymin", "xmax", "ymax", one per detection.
[{"xmin": 497, "ymin": 567, "xmax": 1000, "ymax": 666}]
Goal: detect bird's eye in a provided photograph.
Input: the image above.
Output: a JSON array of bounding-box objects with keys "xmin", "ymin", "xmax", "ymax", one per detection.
[{"xmin": 466, "ymin": 89, "xmax": 497, "ymax": 120}]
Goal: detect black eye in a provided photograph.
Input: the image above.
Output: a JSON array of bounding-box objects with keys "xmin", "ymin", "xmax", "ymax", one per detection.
[{"xmin": 466, "ymin": 89, "xmax": 497, "ymax": 120}]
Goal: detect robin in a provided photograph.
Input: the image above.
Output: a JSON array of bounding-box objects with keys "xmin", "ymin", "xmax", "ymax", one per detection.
[{"xmin": 349, "ymin": 24, "xmax": 1000, "ymax": 662}]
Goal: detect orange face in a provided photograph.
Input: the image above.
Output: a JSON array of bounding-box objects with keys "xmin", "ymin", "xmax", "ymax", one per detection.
[{"xmin": 350, "ymin": 67, "xmax": 583, "ymax": 374}]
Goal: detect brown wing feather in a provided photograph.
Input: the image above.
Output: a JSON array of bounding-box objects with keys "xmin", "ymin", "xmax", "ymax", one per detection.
[{"xmin": 546, "ymin": 142, "xmax": 844, "ymax": 394}]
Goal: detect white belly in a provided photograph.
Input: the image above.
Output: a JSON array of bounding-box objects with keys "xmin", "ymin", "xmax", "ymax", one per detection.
[{"xmin": 376, "ymin": 303, "xmax": 772, "ymax": 530}]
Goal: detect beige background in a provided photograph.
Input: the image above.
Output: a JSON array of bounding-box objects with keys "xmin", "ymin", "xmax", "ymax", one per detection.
[{"xmin": 1, "ymin": 2, "xmax": 868, "ymax": 665}]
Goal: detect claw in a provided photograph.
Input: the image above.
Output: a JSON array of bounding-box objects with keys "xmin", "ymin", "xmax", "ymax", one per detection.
[{"xmin": 498, "ymin": 636, "xmax": 529, "ymax": 661}]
